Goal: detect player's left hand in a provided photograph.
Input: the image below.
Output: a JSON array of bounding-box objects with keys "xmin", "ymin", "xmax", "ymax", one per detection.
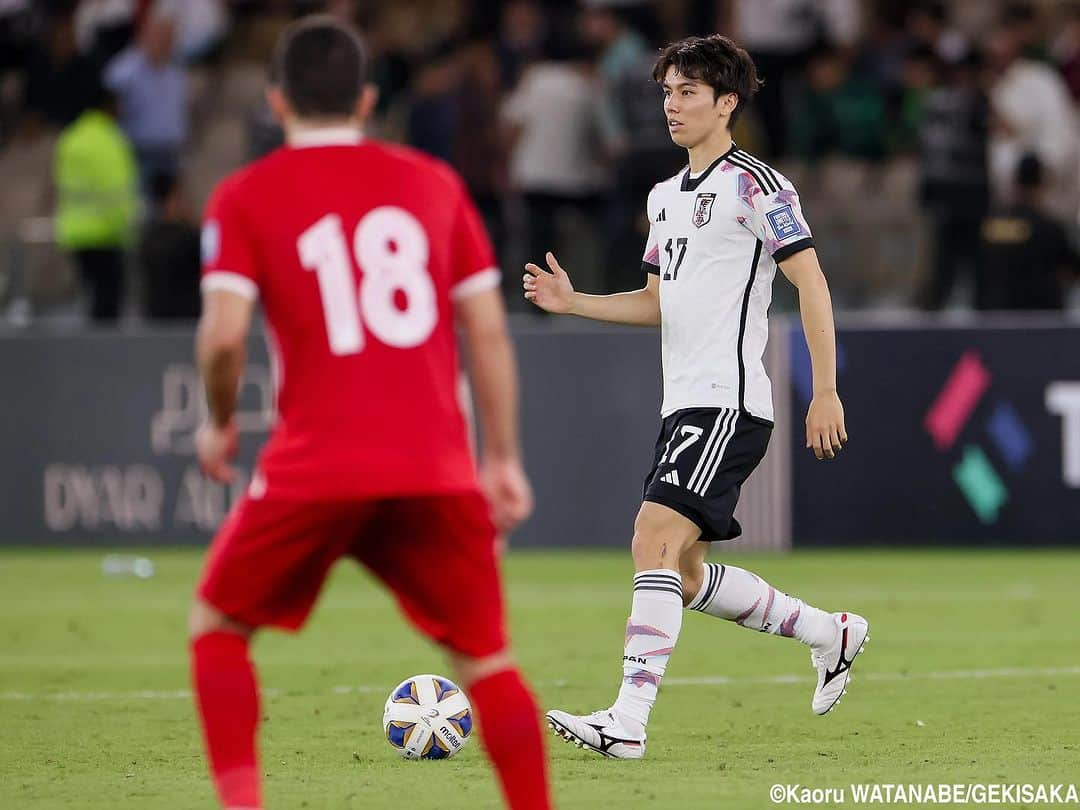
[
  {"xmin": 196, "ymin": 419, "xmax": 239, "ymax": 482},
  {"xmin": 806, "ymin": 391, "xmax": 847, "ymax": 460},
  {"xmin": 479, "ymin": 456, "xmax": 534, "ymax": 534}
]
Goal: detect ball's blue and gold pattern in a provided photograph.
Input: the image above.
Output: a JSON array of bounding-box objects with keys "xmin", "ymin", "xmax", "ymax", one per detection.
[{"xmin": 382, "ymin": 674, "xmax": 473, "ymax": 760}]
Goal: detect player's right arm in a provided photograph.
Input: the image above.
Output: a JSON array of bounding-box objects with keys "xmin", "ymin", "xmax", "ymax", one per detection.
[
  {"xmin": 195, "ymin": 176, "xmax": 259, "ymax": 483},
  {"xmin": 523, "ymin": 252, "xmax": 661, "ymax": 326}
]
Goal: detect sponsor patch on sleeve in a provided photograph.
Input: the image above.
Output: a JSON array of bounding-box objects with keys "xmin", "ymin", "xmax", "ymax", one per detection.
[{"xmin": 766, "ymin": 205, "xmax": 804, "ymax": 241}]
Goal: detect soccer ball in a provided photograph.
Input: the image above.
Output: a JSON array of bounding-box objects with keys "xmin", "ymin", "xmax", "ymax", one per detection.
[{"xmin": 382, "ymin": 674, "xmax": 473, "ymax": 760}]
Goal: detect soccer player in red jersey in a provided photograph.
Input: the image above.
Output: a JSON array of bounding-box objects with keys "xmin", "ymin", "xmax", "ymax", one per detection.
[{"xmin": 187, "ymin": 17, "xmax": 550, "ymax": 810}]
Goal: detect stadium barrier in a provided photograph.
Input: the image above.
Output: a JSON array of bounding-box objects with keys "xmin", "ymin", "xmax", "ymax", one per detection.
[
  {"xmin": 789, "ymin": 318, "xmax": 1080, "ymax": 545},
  {"xmin": 0, "ymin": 324, "xmax": 788, "ymax": 550},
  {"xmin": 3, "ymin": 317, "xmax": 1075, "ymax": 548}
]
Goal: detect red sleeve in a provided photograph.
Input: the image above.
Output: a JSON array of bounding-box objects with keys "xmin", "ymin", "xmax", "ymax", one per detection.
[
  {"xmin": 449, "ymin": 183, "xmax": 500, "ymax": 300},
  {"xmin": 200, "ymin": 176, "xmax": 260, "ymax": 300}
]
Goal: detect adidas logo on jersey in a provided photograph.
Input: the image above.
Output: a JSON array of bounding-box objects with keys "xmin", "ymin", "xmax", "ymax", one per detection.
[
  {"xmin": 660, "ymin": 470, "xmax": 680, "ymax": 486},
  {"xmin": 656, "ymin": 208, "xmax": 667, "ymax": 222}
]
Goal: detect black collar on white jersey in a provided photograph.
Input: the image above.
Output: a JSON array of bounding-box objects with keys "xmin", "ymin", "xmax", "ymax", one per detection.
[{"xmin": 680, "ymin": 143, "xmax": 738, "ymax": 192}]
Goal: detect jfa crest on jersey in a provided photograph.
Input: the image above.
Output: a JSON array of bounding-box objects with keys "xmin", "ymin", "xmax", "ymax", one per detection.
[
  {"xmin": 692, "ymin": 193, "xmax": 715, "ymax": 228},
  {"xmin": 640, "ymin": 145, "xmax": 814, "ymax": 423}
]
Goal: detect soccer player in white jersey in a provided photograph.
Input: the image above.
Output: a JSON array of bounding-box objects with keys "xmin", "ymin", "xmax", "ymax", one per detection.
[{"xmin": 523, "ymin": 35, "xmax": 869, "ymax": 759}]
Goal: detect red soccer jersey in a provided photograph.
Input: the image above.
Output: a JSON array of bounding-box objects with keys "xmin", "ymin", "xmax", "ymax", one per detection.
[{"xmin": 200, "ymin": 129, "xmax": 499, "ymax": 500}]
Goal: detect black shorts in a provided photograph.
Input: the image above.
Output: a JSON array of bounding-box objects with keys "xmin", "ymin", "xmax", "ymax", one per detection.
[{"xmin": 642, "ymin": 407, "xmax": 772, "ymax": 542}]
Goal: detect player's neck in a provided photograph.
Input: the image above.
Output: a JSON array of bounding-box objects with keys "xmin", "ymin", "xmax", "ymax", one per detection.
[
  {"xmin": 285, "ymin": 118, "xmax": 364, "ymax": 146},
  {"xmin": 686, "ymin": 129, "xmax": 733, "ymax": 174}
]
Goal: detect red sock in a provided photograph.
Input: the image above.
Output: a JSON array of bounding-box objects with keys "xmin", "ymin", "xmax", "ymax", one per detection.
[
  {"xmin": 469, "ymin": 668, "xmax": 551, "ymax": 810},
  {"xmin": 190, "ymin": 632, "xmax": 262, "ymax": 809}
]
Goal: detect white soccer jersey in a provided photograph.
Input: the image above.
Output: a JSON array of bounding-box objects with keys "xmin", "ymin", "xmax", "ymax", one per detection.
[{"xmin": 641, "ymin": 145, "xmax": 814, "ymax": 424}]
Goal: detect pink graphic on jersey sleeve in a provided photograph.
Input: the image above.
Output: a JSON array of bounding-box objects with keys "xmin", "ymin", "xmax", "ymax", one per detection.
[
  {"xmin": 737, "ymin": 172, "xmax": 761, "ymax": 210},
  {"xmin": 643, "ymin": 244, "xmax": 660, "ymax": 265}
]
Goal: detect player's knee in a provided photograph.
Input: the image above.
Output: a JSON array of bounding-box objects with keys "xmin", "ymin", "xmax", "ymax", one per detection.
[
  {"xmin": 187, "ymin": 599, "xmax": 253, "ymax": 640},
  {"xmin": 631, "ymin": 509, "xmax": 682, "ymax": 570},
  {"xmin": 446, "ymin": 648, "xmax": 514, "ymax": 687}
]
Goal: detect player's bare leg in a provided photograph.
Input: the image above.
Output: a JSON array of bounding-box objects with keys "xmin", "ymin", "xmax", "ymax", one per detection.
[
  {"xmin": 680, "ymin": 544, "xmax": 870, "ymax": 714},
  {"xmin": 446, "ymin": 649, "xmax": 551, "ymax": 809},
  {"xmin": 546, "ymin": 502, "xmax": 699, "ymax": 758},
  {"xmin": 188, "ymin": 599, "xmax": 263, "ymax": 810}
]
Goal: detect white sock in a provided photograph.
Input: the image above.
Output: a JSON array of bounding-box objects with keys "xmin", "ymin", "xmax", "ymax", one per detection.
[
  {"xmin": 611, "ymin": 569, "xmax": 683, "ymax": 733},
  {"xmin": 687, "ymin": 563, "xmax": 836, "ymax": 648}
]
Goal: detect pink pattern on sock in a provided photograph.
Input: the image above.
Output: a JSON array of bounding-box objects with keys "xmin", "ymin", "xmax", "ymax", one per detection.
[
  {"xmin": 624, "ymin": 670, "xmax": 661, "ymax": 688},
  {"xmin": 625, "ymin": 621, "xmax": 672, "ymax": 644},
  {"xmin": 638, "ymin": 647, "xmax": 675, "ymax": 657},
  {"xmin": 779, "ymin": 607, "xmax": 801, "ymax": 638},
  {"xmin": 734, "ymin": 597, "xmax": 760, "ymax": 626},
  {"xmin": 760, "ymin": 587, "xmax": 776, "ymax": 630}
]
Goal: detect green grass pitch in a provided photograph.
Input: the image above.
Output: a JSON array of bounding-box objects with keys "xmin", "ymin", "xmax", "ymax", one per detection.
[{"xmin": 2, "ymin": 548, "xmax": 1078, "ymax": 809}]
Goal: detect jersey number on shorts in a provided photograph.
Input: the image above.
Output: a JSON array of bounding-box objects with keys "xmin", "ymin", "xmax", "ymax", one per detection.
[
  {"xmin": 297, "ymin": 207, "xmax": 437, "ymax": 355},
  {"xmin": 659, "ymin": 425, "xmax": 703, "ymax": 465},
  {"xmin": 663, "ymin": 237, "xmax": 688, "ymax": 281}
]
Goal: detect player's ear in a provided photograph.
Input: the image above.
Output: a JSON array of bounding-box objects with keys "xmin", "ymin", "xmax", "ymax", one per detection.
[
  {"xmin": 266, "ymin": 85, "xmax": 290, "ymax": 126},
  {"xmin": 356, "ymin": 83, "xmax": 379, "ymax": 126},
  {"xmin": 717, "ymin": 92, "xmax": 738, "ymax": 121}
]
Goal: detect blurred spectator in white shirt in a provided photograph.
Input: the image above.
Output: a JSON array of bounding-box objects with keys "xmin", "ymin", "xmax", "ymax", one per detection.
[
  {"xmin": 502, "ymin": 42, "xmax": 616, "ymax": 201},
  {"xmin": 986, "ymin": 16, "xmax": 1079, "ymax": 222},
  {"xmin": 153, "ymin": 0, "xmax": 227, "ymax": 64},
  {"xmin": 502, "ymin": 35, "xmax": 619, "ymax": 295}
]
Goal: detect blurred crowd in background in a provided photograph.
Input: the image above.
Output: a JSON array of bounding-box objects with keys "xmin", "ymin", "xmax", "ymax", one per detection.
[{"xmin": 0, "ymin": 0, "xmax": 1078, "ymax": 325}]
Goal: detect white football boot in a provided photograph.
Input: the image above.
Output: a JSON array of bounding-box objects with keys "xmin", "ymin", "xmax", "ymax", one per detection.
[
  {"xmin": 811, "ymin": 611, "xmax": 870, "ymax": 715},
  {"xmin": 545, "ymin": 708, "xmax": 646, "ymax": 759}
]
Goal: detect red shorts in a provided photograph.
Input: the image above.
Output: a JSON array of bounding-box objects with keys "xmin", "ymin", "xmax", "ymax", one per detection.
[{"xmin": 196, "ymin": 491, "xmax": 505, "ymax": 658}]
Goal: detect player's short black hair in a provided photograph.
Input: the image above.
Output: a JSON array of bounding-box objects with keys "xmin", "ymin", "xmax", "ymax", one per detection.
[
  {"xmin": 270, "ymin": 15, "xmax": 367, "ymax": 119},
  {"xmin": 652, "ymin": 35, "xmax": 762, "ymax": 128}
]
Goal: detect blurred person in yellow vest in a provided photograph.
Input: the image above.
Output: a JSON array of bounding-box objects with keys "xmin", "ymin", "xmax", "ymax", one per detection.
[{"xmin": 53, "ymin": 87, "xmax": 137, "ymax": 322}]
